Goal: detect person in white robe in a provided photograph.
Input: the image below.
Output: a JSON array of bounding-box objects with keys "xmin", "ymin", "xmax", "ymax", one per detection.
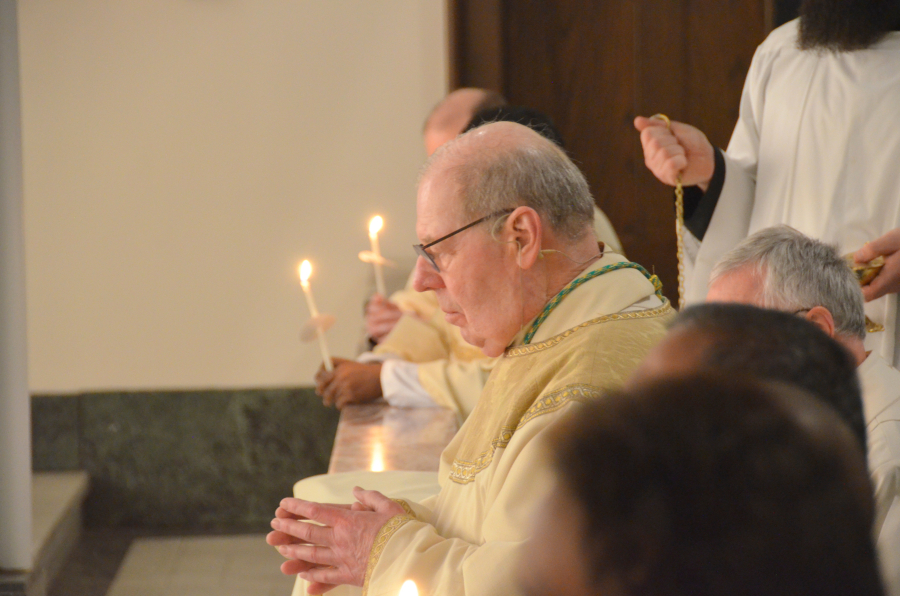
[
  {"xmin": 704, "ymin": 225, "xmax": 900, "ymax": 595},
  {"xmin": 634, "ymin": 1, "xmax": 900, "ymax": 369},
  {"xmin": 267, "ymin": 121, "xmax": 673, "ymax": 596}
]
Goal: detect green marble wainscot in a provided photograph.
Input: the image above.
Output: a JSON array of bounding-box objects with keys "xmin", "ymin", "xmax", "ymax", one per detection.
[
  {"xmin": 31, "ymin": 388, "xmax": 339, "ymax": 532},
  {"xmin": 32, "ymin": 394, "xmax": 80, "ymax": 471}
]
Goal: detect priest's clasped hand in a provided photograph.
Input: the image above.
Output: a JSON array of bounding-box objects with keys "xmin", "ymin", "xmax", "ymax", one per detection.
[
  {"xmin": 314, "ymin": 358, "xmax": 383, "ymax": 409},
  {"xmin": 267, "ymin": 487, "xmax": 406, "ymax": 594},
  {"xmin": 634, "ymin": 115, "xmax": 716, "ymax": 191}
]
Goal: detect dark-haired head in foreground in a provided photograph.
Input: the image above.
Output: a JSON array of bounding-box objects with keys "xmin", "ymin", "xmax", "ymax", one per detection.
[
  {"xmin": 633, "ymin": 302, "xmax": 867, "ymax": 452},
  {"xmin": 463, "ymin": 105, "xmax": 566, "ymax": 149},
  {"xmin": 518, "ymin": 375, "xmax": 881, "ymax": 596}
]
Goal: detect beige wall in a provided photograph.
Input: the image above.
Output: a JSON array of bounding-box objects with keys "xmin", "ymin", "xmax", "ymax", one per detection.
[{"xmin": 18, "ymin": 1, "xmax": 447, "ymax": 393}]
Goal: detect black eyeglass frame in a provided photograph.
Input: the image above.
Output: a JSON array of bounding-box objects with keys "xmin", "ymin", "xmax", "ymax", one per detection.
[{"xmin": 413, "ymin": 208, "xmax": 516, "ymax": 272}]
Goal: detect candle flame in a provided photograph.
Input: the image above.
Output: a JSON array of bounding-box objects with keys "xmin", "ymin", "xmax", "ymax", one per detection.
[
  {"xmin": 369, "ymin": 215, "xmax": 384, "ymax": 237},
  {"xmin": 371, "ymin": 441, "xmax": 385, "ymax": 472},
  {"xmin": 299, "ymin": 260, "xmax": 312, "ymax": 284},
  {"xmin": 399, "ymin": 580, "xmax": 418, "ymax": 596}
]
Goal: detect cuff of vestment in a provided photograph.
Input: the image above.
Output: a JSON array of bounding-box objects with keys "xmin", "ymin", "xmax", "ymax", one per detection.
[
  {"xmin": 362, "ymin": 513, "xmax": 415, "ymax": 596},
  {"xmin": 391, "ymin": 498, "xmax": 417, "ymax": 518},
  {"xmin": 358, "ymin": 351, "xmax": 397, "ymax": 364},
  {"xmin": 683, "ymin": 146, "xmax": 726, "ymax": 240},
  {"xmin": 391, "ymin": 497, "xmax": 436, "ymax": 521}
]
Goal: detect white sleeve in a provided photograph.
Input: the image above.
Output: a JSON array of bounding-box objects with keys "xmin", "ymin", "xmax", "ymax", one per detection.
[
  {"xmin": 873, "ymin": 463, "xmax": 900, "ymax": 596},
  {"xmin": 381, "ymin": 359, "xmax": 440, "ymax": 408},
  {"xmin": 878, "ymin": 498, "xmax": 900, "ymax": 596},
  {"xmin": 357, "ymin": 350, "xmax": 393, "ymax": 364}
]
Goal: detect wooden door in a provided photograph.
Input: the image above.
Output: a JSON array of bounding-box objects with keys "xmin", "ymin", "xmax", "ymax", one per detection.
[{"xmin": 450, "ymin": 0, "xmax": 774, "ymax": 303}]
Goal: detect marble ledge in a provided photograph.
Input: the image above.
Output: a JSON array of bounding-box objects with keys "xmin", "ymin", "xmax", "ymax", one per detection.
[{"xmin": 328, "ymin": 402, "xmax": 458, "ymax": 474}]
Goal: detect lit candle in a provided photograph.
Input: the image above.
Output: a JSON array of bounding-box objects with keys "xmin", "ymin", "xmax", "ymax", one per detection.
[
  {"xmin": 298, "ymin": 260, "xmax": 333, "ymax": 372},
  {"xmin": 371, "ymin": 440, "xmax": 385, "ymax": 472},
  {"xmin": 369, "ymin": 216, "xmax": 387, "ymax": 296},
  {"xmin": 399, "ymin": 580, "xmax": 418, "ymax": 596}
]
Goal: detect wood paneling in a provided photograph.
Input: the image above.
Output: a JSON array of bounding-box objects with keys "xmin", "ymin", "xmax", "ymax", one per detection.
[
  {"xmin": 449, "ymin": 0, "xmax": 503, "ymax": 90},
  {"xmin": 450, "ymin": 0, "xmax": 768, "ymax": 303}
]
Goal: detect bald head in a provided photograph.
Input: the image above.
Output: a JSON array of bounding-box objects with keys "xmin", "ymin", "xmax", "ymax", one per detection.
[
  {"xmin": 412, "ymin": 122, "xmax": 598, "ymax": 357},
  {"xmin": 421, "ymin": 121, "xmax": 594, "ymax": 243},
  {"xmin": 423, "ymin": 88, "xmax": 506, "ymax": 156}
]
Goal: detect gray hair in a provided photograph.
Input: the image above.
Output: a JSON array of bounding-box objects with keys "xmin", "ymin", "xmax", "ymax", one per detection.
[
  {"xmin": 423, "ymin": 125, "xmax": 595, "ymax": 242},
  {"xmin": 710, "ymin": 225, "xmax": 866, "ymax": 339}
]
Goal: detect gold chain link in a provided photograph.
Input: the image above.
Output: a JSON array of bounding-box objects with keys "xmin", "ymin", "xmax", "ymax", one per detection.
[
  {"xmin": 652, "ymin": 114, "xmax": 686, "ymax": 310},
  {"xmin": 674, "ymin": 175, "xmax": 685, "ymax": 310}
]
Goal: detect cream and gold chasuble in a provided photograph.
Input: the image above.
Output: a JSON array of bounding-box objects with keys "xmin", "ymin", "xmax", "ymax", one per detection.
[
  {"xmin": 355, "ymin": 254, "xmax": 674, "ymax": 596},
  {"xmin": 371, "ymin": 205, "xmax": 626, "ymax": 420},
  {"xmin": 375, "ymin": 301, "xmax": 495, "ymax": 419}
]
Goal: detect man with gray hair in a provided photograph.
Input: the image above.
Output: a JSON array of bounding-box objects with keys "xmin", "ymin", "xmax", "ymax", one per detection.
[
  {"xmin": 706, "ymin": 225, "xmax": 900, "ymax": 595},
  {"xmin": 321, "ymin": 98, "xmax": 623, "ymax": 419},
  {"xmin": 268, "ymin": 121, "xmax": 673, "ymax": 596}
]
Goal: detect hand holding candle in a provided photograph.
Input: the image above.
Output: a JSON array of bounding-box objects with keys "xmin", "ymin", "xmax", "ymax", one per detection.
[{"xmin": 298, "ymin": 260, "xmax": 334, "ymax": 372}]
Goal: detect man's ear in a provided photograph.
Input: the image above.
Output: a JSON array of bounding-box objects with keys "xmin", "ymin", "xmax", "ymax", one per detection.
[
  {"xmin": 504, "ymin": 206, "xmax": 542, "ymax": 269},
  {"xmin": 804, "ymin": 306, "xmax": 836, "ymax": 338}
]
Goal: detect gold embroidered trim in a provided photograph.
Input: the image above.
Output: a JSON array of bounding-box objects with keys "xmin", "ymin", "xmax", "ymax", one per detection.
[
  {"xmin": 506, "ymin": 302, "xmax": 673, "ymax": 357},
  {"xmin": 391, "ymin": 499, "xmax": 416, "ymax": 518},
  {"xmin": 518, "ymin": 384, "xmax": 603, "ymax": 427},
  {"xmin": 361, "ymin": 514, "xmax": 414, "ymax": 596},
  {"xmin": 448, "ymin": 384, "xmax": 601, "ymax": 485}
]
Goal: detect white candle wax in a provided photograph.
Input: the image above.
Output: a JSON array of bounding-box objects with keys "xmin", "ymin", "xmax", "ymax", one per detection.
[
  {"xmin": 301, "ymin": 280, "xmax": 319, "ymax": 317},
  {"xmin": 299, "ymin": 261, "xmax": 333, "ymax": 372},
  {"xmin": 369, "ymin": 216, "xmax": 387, "ymax": 296}
]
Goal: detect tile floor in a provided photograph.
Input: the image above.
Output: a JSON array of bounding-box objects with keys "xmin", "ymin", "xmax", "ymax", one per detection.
[{"xmin": 104, "ymin": 535, "xmax": 293, "ymax": 596}]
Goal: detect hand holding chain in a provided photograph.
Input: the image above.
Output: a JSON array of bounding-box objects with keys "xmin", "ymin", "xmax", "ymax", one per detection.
[{"xmin": 651, "ymin": 113, "xmax": 686, "ymax": 310}]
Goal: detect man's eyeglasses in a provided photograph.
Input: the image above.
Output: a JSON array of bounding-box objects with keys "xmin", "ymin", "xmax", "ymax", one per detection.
[{"xmin": 413, "ymin": 208, "xmax": 515, "ymax": 272}]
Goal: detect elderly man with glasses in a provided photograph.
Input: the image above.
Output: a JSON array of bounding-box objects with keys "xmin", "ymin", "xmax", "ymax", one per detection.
[
  {"xmin": 704, "ymin": 225, "xmax": 900, "ymax": 596},
  {"xmin": 268, "ymin": 121, "xmax": 673, "ymax": 596},
  {"xmin": 317, "ymin": 105, "xmax": 623, "ymax": 421}
]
